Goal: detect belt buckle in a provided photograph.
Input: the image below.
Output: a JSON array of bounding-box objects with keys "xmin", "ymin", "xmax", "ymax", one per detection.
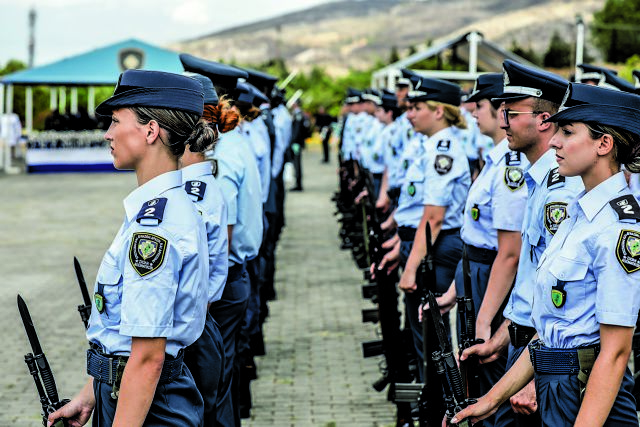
[{"xmin": 110, "ymin": 358, "xmax": 126, "ymax": 400}]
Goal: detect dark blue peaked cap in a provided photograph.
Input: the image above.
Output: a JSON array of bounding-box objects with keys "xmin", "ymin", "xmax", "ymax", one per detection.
[
  {"xmin": 186, "ymin": 73, "xmax": 219, "ymax": 104},
  {"xmin": 381, "ymin": 92, "xmax": 398, "ymax": 110},
  {"xmin": 546, "ymin": 83, "xmax": 640, "ymax": 136},
  {"xmin": 179, "ymin": 53, "xmax": 248, "ymax": 89},
  {"xmin": 400, "ymin": 68, "xmax": 421, "ymax": 89},
  {"xmin": 236, "ymin": 81, "xmax": 269, "ymax": 106},
  {"xmin": 239, "ymin": 67, "xmax": 278, "ymax": 92},
  {"xmin": 466, "ymin": 73, "xmax": 504, "ymax": 107},
  {"xmin": 633, "ymin": 70, "xmax": 640, "ymax": 90},
  {"xmin": 95, "ymin": 70, "xmax": 204, "ymax": 116},
  {"xmin": 407, "ymin": 76, "xmax": 461, "ymax": 106},
  {"xmin": 346, "ymin": 88, "xmax": 362, "ymax": 104},
  {"xmin": 362, "ymin": 88, "xmax": 382, "ymax": 105},
  {"xmin": 493, "ymin": 59, "xmax": 569, "ymax": 104},
  {"xmin": 578, "ymin": 63, "xmax": 635, "ymax": 92}
]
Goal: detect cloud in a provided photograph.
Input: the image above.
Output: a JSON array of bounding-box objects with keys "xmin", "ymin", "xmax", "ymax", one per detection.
[{"xmin": 170, "ymin": 0, "xmax": 210, "ymax": 26}]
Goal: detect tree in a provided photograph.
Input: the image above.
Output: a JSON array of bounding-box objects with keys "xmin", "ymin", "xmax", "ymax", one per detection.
[
  {"xmin": 388, "ymin": 46, "xmax": 400, "ymax": 64},
  {"xmin": 510, "ymin": 40, "xmax": 541, "ymax": 66},
  {"xmin": 592, "ymin": 0, "xmax": 640, "ymax": 63},
  {"xmin": 543, "ymin": 31, "xmax": 573, "ymax": 68}
]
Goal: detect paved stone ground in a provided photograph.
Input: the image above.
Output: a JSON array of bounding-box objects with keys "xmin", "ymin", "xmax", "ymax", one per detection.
[{"xmin": 0, "ymin": 146, "xmax": 395, "ymax": 426}]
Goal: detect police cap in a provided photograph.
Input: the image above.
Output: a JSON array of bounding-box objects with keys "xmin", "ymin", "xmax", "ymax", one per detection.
[
  {"xmin": 185, "ymin": 72, "xmax": 219, "ymax": 105},
  {"xmin": 466, "ymin": 73, "xmax": 503, "ymax": 108},
  {"xmin": 406, "ymin": 76, "xmax": 461, "ymax": 106},
  {"xmin": 179, "ymin": 53, "xmax": 248, "ymax": 90},
  {"xmin": 492, "ymin": 59, "xmax": 568, "ymax": 105}
]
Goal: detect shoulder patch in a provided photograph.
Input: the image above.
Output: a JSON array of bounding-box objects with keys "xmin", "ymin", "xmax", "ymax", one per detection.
[
  {"xmin": 547, "ymin": 167, "xmax": 565, "ymax": 188},
  {"xmin": 609, "ymin": 195, "xmax": 640, "ymax": 222},
  {"xmin": 129, "ymin": 232, "xmax": 168, "ymax": 277},
  {"xmin": 434, "ymin": 154, "xmax": 453, "ymax": 175},
  {"xmin": 504, "ymin": 151, "xmax": 522, "ymax": 166},
  {"xmin": 185, "ymin": 180, "xmax": 207, "ymax": 201},
  {"xmin": 136, "ymin": 198, "xmax": 167, "ymax": 226},
  {"xmin": 616, "ymin": 230, "xmax": 640, "ymax": 273},
  {"xmin": 437, "ymin": 139, "xmax": 451, "ymax": 152},
  {"xmin": 544, "ymin": 202, "xmax": 568, "ymax": 235},
  {"xmin": 504, "ymin": 166, "xmax": 525, "ymax": 191}
]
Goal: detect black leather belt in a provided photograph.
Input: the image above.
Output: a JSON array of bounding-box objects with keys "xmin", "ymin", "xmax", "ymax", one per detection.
[
  {"xmin": 465, "ymin": 244, "xmax": 498, "ymax": 265},
  {"xmin": 87, "ymin": 348, "xmax": 183, "ymax": 386},
  {"xmin": 398, "ymin": 226, "xmax": 416, "ymax": 242},
  {"xmin": 508, "ymin": 322, "xmax": 537, "ymax": 348}
]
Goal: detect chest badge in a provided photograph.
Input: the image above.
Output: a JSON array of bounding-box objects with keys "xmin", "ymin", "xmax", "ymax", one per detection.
[
  {"xmin": 504, "ymin": 166, "xmax": 525, "ymax": 191},
  {"xmin": 551, "ymin": 281, "xmax": 567, "ymax": 308},
  {"xmin": 544, "ymin": 202, "xmax": 568, "ymax": 235},
  {"xmin": 408, "ymin": 183, "xmax": 416, "ymax": 197},
  {"xmin": 616, "ymin": 230, "xmax": 640, "ymax": 274},
  {"xmin": 434, "ymin": 154, "xmax": 453, "ymax": 175},
  {"xmin": 471, "ymin": 204, "xmax": 480, "ymax": 221}
]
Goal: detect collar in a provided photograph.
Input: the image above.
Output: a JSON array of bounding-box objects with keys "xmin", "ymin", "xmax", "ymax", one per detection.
[
  {"xmin": 486, "ymin": 139, "xmax": 509, "ymax": 165},
  {"xmin": 576, "ymin": 172, "xmax": 628, "ymax": 221},
  {"xmin": 123, "ymin": 170, "xmax": 182, "ymax": 222},
  {"xmin": 428, "ymin": 126, "xmax": 455, "ymax": 142},
  {"xmin": 182, "ymin": 161, "xmax": 213, "ymax": 183},
  {"xmin": 525, "ymin": 149, "xmax": 556, "ymax": 186}
]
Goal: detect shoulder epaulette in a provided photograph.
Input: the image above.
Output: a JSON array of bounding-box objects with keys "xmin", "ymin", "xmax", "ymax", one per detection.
[
  {"xmin": 436, "ymin": 139, "xmax": 451, "ymax": 152},
  {"xmin": 609, "ymin": 195, "xmax": 640, "ymax": 222},
  {"xmin": 505, "ymin": 151, "xmax": 522, "ymax": 166},
  {"xmin": 136, "ymin": 197, "xmax": 168, "ymax": 225},
  {"xmin": 547, "ymin": 167, "xmax": 565, "ymax": 188},
  {"xmin": 185, "ymin": 180, "xmax": 207, "ymax": 201}
]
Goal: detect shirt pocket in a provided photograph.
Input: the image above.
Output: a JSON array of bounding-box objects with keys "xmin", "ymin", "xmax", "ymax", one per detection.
[
  {"xmin": 545, "ymin": 256, "xmax": 588, "ymax": 320},
  {"xmin": 96, "ymin": 262, "xmax": 123, "ymax": 325}
]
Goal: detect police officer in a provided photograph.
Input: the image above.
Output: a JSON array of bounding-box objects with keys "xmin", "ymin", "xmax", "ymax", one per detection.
[
  {"xmin": 453, "ymin": 82, "xmax": 640, "ymax": 427},
  {"xmin": 371, "ymin": 92, "xmax": 400, "ymax": 203},
  {"xmin": 577, "ymin": 63, "xmax": 636, "ymax": 92},
  {"xmin": 460, "ymin": 60, "xmax": 583, "ymax": 426},
  {"xmin": 180, "ymin": 73, "xmax": 232, "ymax": 426},
  {"xmin": 48, "ymin": 70, "xmax": 212, "ymax": 426},
  {"xmin": 453, "ymin": 73, "xmax": 528, "ymax": 427}
]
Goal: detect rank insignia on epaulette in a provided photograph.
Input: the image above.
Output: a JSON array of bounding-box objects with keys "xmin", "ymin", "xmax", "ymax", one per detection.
[
  {"xmin": 408, "ymin": 183, "xmax": 416, "ymax": 197},
  {"xmin": 504, "ymin": 166, "xmax": 525, "ymax": 191},
  {"xmin": 136, "ymin": 198, "xmax": 168, "ymax": 225},
  {"xmin": 551, "ymin": 281, "xmax": 566, "ymax": 308},
  {"xmin": 609, "ymin": 195, "xmax": 640, "ymax": 222},
  {"xmin": 129, "ymin": 232, "xmax": 168, "ymax": 276},
  {"xmin": 505, "ymin": 151, "xmax": 521, "ymax": 166},
  {"xmin": 544, "ymin": 202, "xmax": 568, "ymax": 235},
  {"xmin": 547, "ymin": 167, "xmax": 565, "ymax": 188},
  {"xmin": 471, "ymin": 204, "xmax": 480, "ymax": 221},
  {"xmin": 186, "ymin": 180, "xmax": 207, "ymax": 201},
  {"xmin": 434, "ymin": 154, "xmax": 453, "ymax": 175},
  {"xmin": 437, "ymin": 140, "xmax": 451, "ymax": 151},
  {"xmin": 616, "ymin": 230, "xmax": 640, "ymax": 273}
]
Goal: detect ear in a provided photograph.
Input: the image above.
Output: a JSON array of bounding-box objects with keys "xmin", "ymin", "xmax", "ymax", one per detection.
[
  {"xmin": 145, "ymin": 120, "xmax": 161, "ymax": 145},
  {"xmin": 536, "ymin": 111, "xmax": 553, "ymax": 132},
  {"xmin": 434, "ymin": 104, "xmax": 445, "ymax": 120},
  {"xmin": 597, "ymin": 133, "xmax": 614, "ymax": 157}
]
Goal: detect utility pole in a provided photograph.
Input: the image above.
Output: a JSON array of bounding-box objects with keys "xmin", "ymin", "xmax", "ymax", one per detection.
[{"xmin": 28, "ymin": 8, "xmax": 36, "ymax": 68}]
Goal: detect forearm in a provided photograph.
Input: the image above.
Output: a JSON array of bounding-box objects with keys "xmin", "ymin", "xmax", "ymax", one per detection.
[
  {"xmin": 404, "ymin": 215, "xmax": 428, "ymax": 273},
  {"xmin": 477, "ymin": 253, "xmax": 518, "ymax": 330},
  {"xmin": 486, "ymin": 346, "xmax": 534, "ymax": 407},
  {"xmin": 377, "ymin": 169, "xmax": 389, "ymax": 201},
  {"xmin": 113, "ymin": 338, "xmax": 166, "ymax": 427}
]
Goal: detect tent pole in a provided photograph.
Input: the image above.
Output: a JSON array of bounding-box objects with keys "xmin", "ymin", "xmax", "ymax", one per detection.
[
  {"xmin": 88, "ymin": 86, "xmax": 95, "ymax": 118},
  {"xmin": 0, "ymin": 84, "xmax": 4, "ymax": 171},
  {"xmin": 70, "ymin": 87, "xmax": 78, "ymax": 115},
  {"xmin": 6, "ymin": 84, "xmax": 13, "ymax": 113},
  {"xmin": 50, "ymin": 86, "xmax": 57, "ymax": 111},
  {"xmin": 25, "ymin": 86, "xmax": 33, "ymax": 133},
  {"xmin": 59, "ymin": 87, "xmax": 66, "ymax": 114}
]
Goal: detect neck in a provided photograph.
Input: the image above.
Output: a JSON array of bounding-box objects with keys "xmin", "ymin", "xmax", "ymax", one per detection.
[
  {"xmin": 427, "ymin": 122, "xmax": 448, "ymax": 137},
  {"xmin": 523, "ymin": 136, "xmax": 550, "ymax": 166},
  {"xmin": 136, "ymin": 152, "xmax": 178, "ymax": 186},
  {"xmin": 582, "ymin": 161, "xmax": 619, "ymax": 193},
  {"xmin": 491, "ymin": 128, "xmax": 507, "ymax": 145}
]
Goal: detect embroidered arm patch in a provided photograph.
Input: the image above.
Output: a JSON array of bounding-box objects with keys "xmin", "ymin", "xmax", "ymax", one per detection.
[
  {"xmin": 185, "ymin": 180, "xmax": 207, "ymax": 201},
  {"xmin": 136, "ymin": 198, "xmax": 167, "ymax": 226},
  {"xmin": 504, "ymin": 166, "xmax": 525, "ymax": 191},
  {"xmin": 544, "ymin": 202, "xmax": 568, "ymax": 235},
  {"xmin": 129, "ymin": 232, "xmax": 168, "ymax": 276},
  {"xmin": 616, "ymin": 229, "xmax": 640, "ymax": 273}
]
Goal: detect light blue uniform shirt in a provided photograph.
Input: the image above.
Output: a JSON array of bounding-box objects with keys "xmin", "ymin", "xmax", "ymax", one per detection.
[
  {"xmin": 503, "ymin": 149, "xmax": 583, "ymax": 327},
  {"xmin": 458, "ymin": 109, "xmax": 480, "ymax": 161},
  {"xmin": 421, "ymin": 127, "xmax": 471, "ymax": 230},
  {"xmin": 385, "ymin": 120, "xmax": 404, "ymax": 189},
  {"xmin": 341, "ymin": 112, "xmax": 370, "ymax": 161},
  {"xmin": 358, "ymin": 116, "xmax": 383, "ymax": 170},
  {"xmin": 87, "ymin": 170, "xmax": 209, "ymax": 357},
  {"xmin": 215, "ymin": 127, "xmax": 264, "ymax": 266},
  {"xmin": 394, "ymin": 133, "xmax": 428, "ymax": 228},
  {"xmin": 272, "ymin": 104, "xmax": 291, "ymax": 177},
  {"xmin": 532, "ymin": 172, "xmax": 640, "ymax": 348},
  {"xmin": 241, "ymin": 118, "xmax": 271, "ymax": 204},
  {"xmin": 182, "ymin": 161, "xmax": 229, "ymax": 304},
  {"xmin": 461, "ymin": 140, "xmax": 529, "ymax": 250}
]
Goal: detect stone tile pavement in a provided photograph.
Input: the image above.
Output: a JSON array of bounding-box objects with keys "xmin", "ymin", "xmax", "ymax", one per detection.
[{"xmin": 0, "ymin": 147, "xmax": 394, "ymax": 426}]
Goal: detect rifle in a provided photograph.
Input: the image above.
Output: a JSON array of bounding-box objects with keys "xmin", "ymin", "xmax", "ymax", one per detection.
[
  {"xmin": 427, "ymin": 291, "xmax": 475, "ymax": 427},
  {"xmin": 458, "ymin": 247, "xmax": 484, "ymax": 399},
  {"xmin": 17, "ymin": 295, "xmax": 70, "ymax": 427},
  {"xmin": 74, "ymin": 256, "xmax": 92, "ymax": 329}
]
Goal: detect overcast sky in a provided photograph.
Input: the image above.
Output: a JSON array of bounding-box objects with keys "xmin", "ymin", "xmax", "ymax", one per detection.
[{"xmin": 0, "ymin": 0, "xmax": 333, "ymax": 67}]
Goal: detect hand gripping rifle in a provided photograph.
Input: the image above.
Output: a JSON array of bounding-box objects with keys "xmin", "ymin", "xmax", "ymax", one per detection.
[
  {"xmin": 17, "ymin": 295, "xmax": 70, "ymax": 427},
  {"xmin": 427, "ymin": 291, "xmax": 475, "ymax": 427},
  {"xmin": 458, "ymin": 247, "xmax": 484, "ymax": 399},
  {"xmin": 74, "ymin": 257, "xmax": 92, "ymax": 329}
]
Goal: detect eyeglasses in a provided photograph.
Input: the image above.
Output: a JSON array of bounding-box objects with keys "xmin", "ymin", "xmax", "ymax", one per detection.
[{"xmin": 501, "ymin": 109, "xmax": 542, "ymax": 126}]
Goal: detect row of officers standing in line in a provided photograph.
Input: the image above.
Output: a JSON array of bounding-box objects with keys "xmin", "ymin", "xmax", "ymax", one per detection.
[
  {"xmin": 338, "ymin": 60, "xmax": 640, "ymax": 426},
  {"xmin": 45, "ymin": 54, "xmax": 308, "ymax": 427}
]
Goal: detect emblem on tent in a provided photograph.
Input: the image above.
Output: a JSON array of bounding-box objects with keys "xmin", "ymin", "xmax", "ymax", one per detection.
[{"xmin": 119, "ymin": 48, "xmax": 145, "ymax": 71}]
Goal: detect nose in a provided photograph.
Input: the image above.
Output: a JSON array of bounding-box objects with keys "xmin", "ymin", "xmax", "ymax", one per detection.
[{"xmin": 548, "ymin": 129, "xmax": 561, "ymax": 150}]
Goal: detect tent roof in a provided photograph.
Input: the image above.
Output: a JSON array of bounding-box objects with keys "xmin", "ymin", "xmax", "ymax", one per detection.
[{"xmin": 2, "ymin": 39, "xmax": 183, "ymax": 86}]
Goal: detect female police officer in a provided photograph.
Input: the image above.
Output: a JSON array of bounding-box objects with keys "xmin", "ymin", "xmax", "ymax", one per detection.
[
  {"xmin": 452, "ymin": 84, "xmax": 640, "ymax": 426},
  {"xmin": 48, "ymin": 70, "xmax": 213, "ymax": 426}
]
